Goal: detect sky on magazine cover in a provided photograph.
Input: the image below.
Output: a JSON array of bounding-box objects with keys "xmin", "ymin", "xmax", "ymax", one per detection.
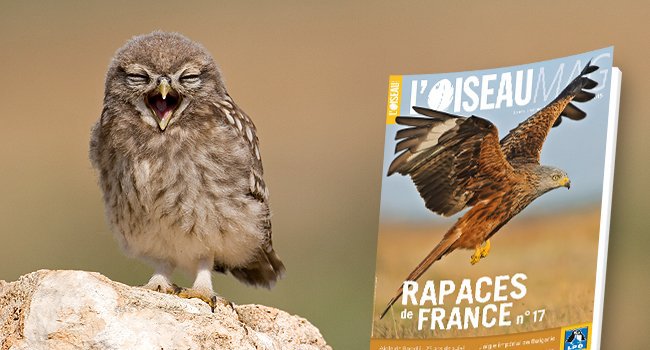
[{"xmin": 380, "ymin": 47, "xmax": 614, "ymax": 222}]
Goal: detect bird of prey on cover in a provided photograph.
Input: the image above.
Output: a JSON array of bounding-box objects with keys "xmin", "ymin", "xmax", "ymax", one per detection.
[{"xmin": 379, "ymin": 62, "xmax": 599, "ymax": 319}]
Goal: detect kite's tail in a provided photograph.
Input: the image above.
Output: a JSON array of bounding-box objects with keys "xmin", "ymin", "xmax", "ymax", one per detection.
[{"xmin": 378, "ymin": 232, "xmax": 458, "ymax": 319}]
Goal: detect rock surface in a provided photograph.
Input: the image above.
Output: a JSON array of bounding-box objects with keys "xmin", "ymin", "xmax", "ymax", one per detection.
[{"xmin": 0, "ymin": 270, "xmax": 331, "ymax": 350}]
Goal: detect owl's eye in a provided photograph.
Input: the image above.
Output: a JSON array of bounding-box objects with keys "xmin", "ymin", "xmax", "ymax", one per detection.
[
  {"xmin": 551, "ymin": 174, "xmax": 560, "ymax": 181},
  {"xmin": 126, "ymin": 73, "xmax": 150, "ymax": 84},
  {"xmin": 180, "ymin": 73, "xmax": 201, "ymax": 84}
]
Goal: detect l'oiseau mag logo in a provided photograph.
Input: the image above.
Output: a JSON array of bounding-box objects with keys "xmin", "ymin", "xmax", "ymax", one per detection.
[
  {"xmin": 386, "ymin": 75, "xmax": 402, "ymax": 124},
  {"xmin": 385, "ymin": 51, "xmax": 612, "ymax": 124}
]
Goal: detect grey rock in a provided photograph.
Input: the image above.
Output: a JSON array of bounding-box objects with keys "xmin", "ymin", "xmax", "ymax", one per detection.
[{"xmin": 0, "ymin": 270, "xmax": 331, "ymax": 350}]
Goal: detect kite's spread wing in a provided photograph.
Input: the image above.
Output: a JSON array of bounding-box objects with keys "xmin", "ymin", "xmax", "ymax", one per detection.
[
  {"xmin": 500, "ymin": 62, "xmax": 599, "ymax": 164},
  {"xmin": 388, "ymin": 106, "xmax": 514, "ymax": 217}
]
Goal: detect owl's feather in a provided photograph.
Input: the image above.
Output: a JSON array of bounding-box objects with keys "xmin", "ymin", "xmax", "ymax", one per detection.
[{"xmin": 90, "ymin": 31, "xmax": 284, "ymax": 293}]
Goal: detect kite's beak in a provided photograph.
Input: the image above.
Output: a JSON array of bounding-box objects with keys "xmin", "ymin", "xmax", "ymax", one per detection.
[{"xmin": 560, "ymin": 176, "xmax": 571, "ymax": 189}]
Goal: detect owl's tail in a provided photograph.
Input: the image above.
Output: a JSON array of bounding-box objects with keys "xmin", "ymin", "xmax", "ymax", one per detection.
[{"xmin": 220, "ymin": 248, "xmax": 286, "ymax": 289}]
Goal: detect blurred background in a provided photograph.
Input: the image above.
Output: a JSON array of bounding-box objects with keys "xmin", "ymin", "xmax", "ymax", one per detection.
[{"xmin": 0, "ymin": 1, "xmax": 647, "ymax": 349}]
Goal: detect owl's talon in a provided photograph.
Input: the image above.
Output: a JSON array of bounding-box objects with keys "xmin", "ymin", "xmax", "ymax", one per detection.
[
  {"xmin": 177, "ymin": 288, "xmax": 228, "ymax": 312},
  {"xmin": 208, "ymin": 295, "xmax": 233, "ymax": 312},
  {"xmin": 142, "ymin": 282, "xmax": 177, "ymax": 295},
  {"xmin": 210, "ymin": 296, "xmax": 218, "ymax": 312}
]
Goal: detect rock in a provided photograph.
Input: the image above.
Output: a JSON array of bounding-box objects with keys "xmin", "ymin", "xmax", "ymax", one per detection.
[{"xmin": 0, "ymin": 270, "xmax": 331, "ymax": 350}]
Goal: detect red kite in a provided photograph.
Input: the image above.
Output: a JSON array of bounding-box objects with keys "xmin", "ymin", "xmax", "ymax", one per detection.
[{"xmin": 380, "ymin": 62, "xmax": 599, "ymax": 319}]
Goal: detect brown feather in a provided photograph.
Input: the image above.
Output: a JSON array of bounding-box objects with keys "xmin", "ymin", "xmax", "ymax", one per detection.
[
  {"xmin": 499, "ymin": 62, "xmax": 599, "ymax": 163},
  {"xmin": 396, "ymin": 115, "xmax": 514, "ymax": 216},
  {"xmin": 379, "ymin": 230, "xmax": 458, "ymax": 319}
]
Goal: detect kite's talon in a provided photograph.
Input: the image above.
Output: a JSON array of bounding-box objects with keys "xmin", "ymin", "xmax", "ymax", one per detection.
[
  {"xmin": 480, "ymin": 240, "xmax": 491, "ymax": 258},
  {"xmin": 470, "ymin": 250, "xmax": 481, "ymax": 265},
  {"xmin": 470, "ymin": 240, "xmax": 490, "ymax": 265}
]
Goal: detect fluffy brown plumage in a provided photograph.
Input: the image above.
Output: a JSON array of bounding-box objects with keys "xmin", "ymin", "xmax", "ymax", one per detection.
[
  {"xmin": 380, "ymin": 62, "xmax": 599, "ymax": 318},
  {"xmin": 90, "ymin": 31, "xmax": 284, "ymax": 306}
]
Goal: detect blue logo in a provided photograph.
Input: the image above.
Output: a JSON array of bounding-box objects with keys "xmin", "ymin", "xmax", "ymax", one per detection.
[{"xmin": 564, "ymin": 326, "xmax": 589, "ymax": 350}]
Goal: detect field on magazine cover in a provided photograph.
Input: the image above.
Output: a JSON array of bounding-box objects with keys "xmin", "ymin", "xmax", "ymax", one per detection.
[{"xmin": 373, "ymin": 206, "xmax": 600, "ymax": 338}]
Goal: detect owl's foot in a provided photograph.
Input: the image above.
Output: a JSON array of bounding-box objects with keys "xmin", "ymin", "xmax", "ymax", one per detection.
[
  {"xmin": 141, "ymin": 282, "xmax": 180, "ymax": 294},
  {"xmin": 470, "ymin": 240, "xmax": 491, "ymax": 265},
  {"xmin": 176, "ymin": 288, "xmax": 232, "ymax": 312},
  {"xmin": 142, "ymin": 275, "xmax": 180, "ymax": 294}
]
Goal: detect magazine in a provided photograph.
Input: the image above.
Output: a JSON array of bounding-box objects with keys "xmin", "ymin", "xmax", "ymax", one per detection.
[{"xmin": 371, "ymin": 48, "xmax": 621, "ymax": 350}]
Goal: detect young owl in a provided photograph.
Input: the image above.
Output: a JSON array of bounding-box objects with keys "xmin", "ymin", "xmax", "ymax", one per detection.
[{"xmin": 90, "ymin": 31, "xmax": 284, "ymax": 308}]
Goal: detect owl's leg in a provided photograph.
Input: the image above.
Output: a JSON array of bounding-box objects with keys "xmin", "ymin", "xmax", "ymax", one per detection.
[
  {"xmin": 177, "ymin": 257, "xmax": 230, "ymax": 312},
  {"xmin": 142, "ymin": 261, "xmax": 178, "ymax": 294}
]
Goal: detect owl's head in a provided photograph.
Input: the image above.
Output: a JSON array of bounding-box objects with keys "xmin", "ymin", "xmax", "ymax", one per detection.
[{"xmin": 105, "ymin": 31, "xmax": 225, "ymax": 131}]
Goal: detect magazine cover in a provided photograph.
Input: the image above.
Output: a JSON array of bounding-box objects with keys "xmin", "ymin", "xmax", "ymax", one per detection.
[{"xmin": 371, "ymin": 48, "xmax": 621, "ymax": 350}]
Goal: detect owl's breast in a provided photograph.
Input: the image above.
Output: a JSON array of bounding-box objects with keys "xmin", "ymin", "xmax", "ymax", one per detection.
[{"xmin": 99, "ymin": 129, "xmax": 267, "ymax": 267}]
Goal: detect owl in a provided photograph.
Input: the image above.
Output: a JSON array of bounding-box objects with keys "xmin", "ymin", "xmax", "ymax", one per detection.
[{"xmin": 90, "ymin": 31, "xmax": 284, "ymax": 308}]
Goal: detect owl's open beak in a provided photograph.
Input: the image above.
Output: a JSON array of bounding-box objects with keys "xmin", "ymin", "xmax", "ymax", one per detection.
[{"xmin": 145, "ymin": 80, "xmax": 181, "ymax": 131}]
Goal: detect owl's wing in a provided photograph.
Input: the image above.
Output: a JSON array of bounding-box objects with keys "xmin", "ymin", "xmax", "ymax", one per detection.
[
  {"xmin": 212, "ymin": 93, "xmax": 285, "ymax": 288},
  {"xmin": 214, "ymin": 94, "xmax": 268, "ymax": 202},
  {"xmin": 89, "ymin": 105, "xmax": 110, "ymax": 171}
]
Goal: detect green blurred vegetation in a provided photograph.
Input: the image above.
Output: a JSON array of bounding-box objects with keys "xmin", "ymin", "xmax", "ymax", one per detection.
[{"xmin": 1, "ymin": 1, "xmax": 649, "ymax": 349}]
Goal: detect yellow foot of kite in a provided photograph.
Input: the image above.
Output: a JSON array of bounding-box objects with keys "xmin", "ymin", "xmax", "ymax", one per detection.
[{"xmin": 470, "ymin": 240, "xmax": 491, "ymax": 265}]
